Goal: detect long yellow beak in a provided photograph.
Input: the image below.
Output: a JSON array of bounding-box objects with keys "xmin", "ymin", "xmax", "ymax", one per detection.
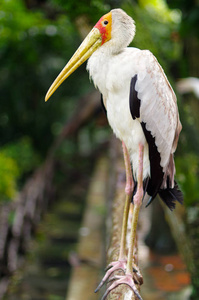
[{"xmin": 45, "ymin": 28, "xmax": 102, "ymax": 102}]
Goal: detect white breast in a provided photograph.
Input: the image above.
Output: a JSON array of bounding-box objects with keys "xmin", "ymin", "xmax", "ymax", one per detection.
[
  {"xmin": 87, "ymin": 47, "xmax": 150, "ymax": 180},
  {"xmin": 106, "ymin": 90, "xmax": 150, "ymax": 179}
]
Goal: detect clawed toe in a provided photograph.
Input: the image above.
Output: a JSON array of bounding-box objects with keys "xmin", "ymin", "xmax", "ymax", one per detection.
[
  {"xmin": 95, "ymin": 260, "xmax": 126, "ymax": 293},
  {"xmin": 95, "ymin": 260, "xmax": 143, "ymax": 299},
  {"xmin": 101, "ymin": 274, "xmax": 143, "ymax": 300}
]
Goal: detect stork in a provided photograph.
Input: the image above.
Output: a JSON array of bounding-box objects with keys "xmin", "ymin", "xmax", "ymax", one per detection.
[{"xmin": 45, "ymin": 8, "xmax": 183, "ymax": 300}]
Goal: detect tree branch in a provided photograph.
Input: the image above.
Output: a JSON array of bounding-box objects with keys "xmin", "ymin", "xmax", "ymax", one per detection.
[{"xmin": 106, "ymin": 138, "xmax": 141, "ymax": 300}]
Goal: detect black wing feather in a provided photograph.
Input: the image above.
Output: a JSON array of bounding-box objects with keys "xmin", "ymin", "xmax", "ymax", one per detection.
[
  {"xmin": 129, "ymin": 75, "xmax": 141, "ymax": 119},
  {"xmin": 141, "ymin": 122, "xmax": 164, "ymax": 200},
  {"xmin": 129, "ymin": 75, "xmax": 183, "ymax": 209}
]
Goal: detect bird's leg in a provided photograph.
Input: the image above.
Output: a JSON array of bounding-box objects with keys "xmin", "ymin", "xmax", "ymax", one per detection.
[
  {"xmin": 124, "ymin": 143, "xmax": 144, "ymax": 285},
  {"xmin": 119, "ymin": 141, "xmax": 134, "ymax": 260},
  {"xmin": 95, "ymin": 142, "xmax": 134, "ymax": 293},
  {"xmin": 101, "ymin": 143, "xmax": 144, "ymax": 300}
]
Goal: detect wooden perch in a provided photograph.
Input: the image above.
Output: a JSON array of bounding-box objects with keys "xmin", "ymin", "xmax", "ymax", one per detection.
[
  {"xmin": 105, "ymin": 138, "xmax": 141, "ymax": 300},
  {"xmin": 106, "ymin": 193, "xmax": 138, "ymax": 300}
]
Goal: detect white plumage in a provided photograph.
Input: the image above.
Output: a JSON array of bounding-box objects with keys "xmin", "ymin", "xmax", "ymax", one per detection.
[
  {"xmin": 87, "ymin": 23, "xmax": 181, "ymax": 185},
  {"xmin": 87, "ymin": 47, "xmax": 150, "ymax": 179}
]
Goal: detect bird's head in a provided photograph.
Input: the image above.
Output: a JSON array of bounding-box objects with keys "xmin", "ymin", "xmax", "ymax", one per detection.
[{"xmin": 45, "ymin": 8, "xmax": 135, "ymax": 101}]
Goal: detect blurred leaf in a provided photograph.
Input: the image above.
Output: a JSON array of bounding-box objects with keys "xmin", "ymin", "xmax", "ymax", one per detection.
[
  {"xmin": 1, "ymin": 137, "xmax": 40, "ymax": 175},
  {"xmin": 0, "ymin": 136, "xmax": 41, "ymax": 201},
  {"xmin": 0, "ymin": 152, "xmax": 19, "ymax": 201},
  {"xmin": 50, "ymin": 0, "xmax": 109, "ymax": 22},
  {"xmin": 176, "ymin": 153, "xmax": 199, "ymax": 206}
]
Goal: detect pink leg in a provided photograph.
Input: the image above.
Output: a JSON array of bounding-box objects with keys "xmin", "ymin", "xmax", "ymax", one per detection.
[
  {"xmin": 126, "ymin": 143, "xmax": 144, "ymax": 275},
  {"xmin": 122, "ymin": 141, "xmax": 134, "ymax": 198},
  {"xmin": 101, "ymin": 143, "xmax": 144, "ymax": 300},
  {"xmin": 119, "ymin": 142, "xmax": 134, "ymax": 260}
]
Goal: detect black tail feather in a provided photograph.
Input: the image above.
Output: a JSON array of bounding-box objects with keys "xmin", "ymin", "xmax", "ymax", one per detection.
[
  {"xmin": 132, "ymin": 177, "xmax": 183, "ymax": 211},
  {"xmin": 158, "ymin": 181, "xmax": 183, "ymax": 211},
  {"xmin": 145, "ymin": 196, "xmax": 153, "ymax": 208}
]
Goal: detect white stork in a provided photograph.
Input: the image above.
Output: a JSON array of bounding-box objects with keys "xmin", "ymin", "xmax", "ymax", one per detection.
[{"xmin": 45, "ymin": 8, "xmax": 183, "ymax": 300}]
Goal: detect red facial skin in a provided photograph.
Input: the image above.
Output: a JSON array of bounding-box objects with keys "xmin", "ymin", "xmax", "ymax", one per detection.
[{"xmin": 94, "ymin": 12, "xmax": 112, "ymax": 45}]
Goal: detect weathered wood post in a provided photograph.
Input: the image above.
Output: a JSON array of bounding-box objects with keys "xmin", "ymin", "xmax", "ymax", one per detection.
[{"xmin": 105, "ymin": 138, "xmax": 142, "ymax": 300}]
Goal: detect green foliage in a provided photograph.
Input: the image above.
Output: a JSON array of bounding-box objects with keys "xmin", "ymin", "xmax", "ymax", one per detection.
[
  {"xmin": 0, "ymin": 137, "xmax": 40, "ymax": 201},
  {"xmin": 139, "ymin": 0, "xmax": 181, "ymax": 23},
  {"xmin": 1, "ymin": 137, "xmax": 40, "ymax": 176},
  {"xmin": 50, "ymin": 0, "xmax": 110, "ymax": 23},
  {"xmin": 0, "ymin": 152, "xmax": 19, "ymax": 201},
  {"xmin": 0, "ymin": 0, "xmax": 91, "ymax": 156},
  {"xmin": 176, "ymin": 153, "xmax": 199, "ymax": 206},
  {"xmin": 167, "ymin": 0, "xmax": 199, "ymax": 38},
  {"xmin": 0, "ymin": 0, "xmax": 47, "ymax": 46},
  {"xmin": 175, "ymin": 96, "xmax": 199, "ymax": 207}
]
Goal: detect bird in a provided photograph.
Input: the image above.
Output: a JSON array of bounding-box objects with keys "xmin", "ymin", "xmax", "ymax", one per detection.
[{"xmin": 45, "ymin": 8, "xmax": 183, "ymax": 300}]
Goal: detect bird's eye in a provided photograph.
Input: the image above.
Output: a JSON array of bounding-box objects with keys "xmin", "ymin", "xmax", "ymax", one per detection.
[{"xmin": 103, "ymin": 20, "xmax": 109, "ymax": 26}]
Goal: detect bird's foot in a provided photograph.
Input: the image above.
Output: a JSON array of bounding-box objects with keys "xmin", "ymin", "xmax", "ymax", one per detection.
[
  {"xmin": 95, "ymin": 259, "xmax": 126, "ymax": 292},
  {"xmin": 101, "ymin": 273, "xmax": 143, "ymax": 300}
]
